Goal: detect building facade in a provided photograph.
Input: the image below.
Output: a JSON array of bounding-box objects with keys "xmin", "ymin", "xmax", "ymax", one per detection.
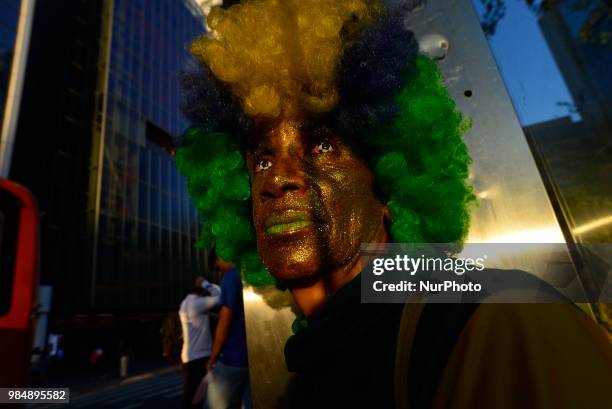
[
  {"xmin": 534, "ymin": 2, "xmax": 612, "ymax": 245},
  {"xmin": 10, "ymin": 0, "xmax": 207, "ymax": 316},
  {"xmin": 91, "ymin": 0, "xmax": 206, "ymax": 310},
  {"xmin": 533, "ymin": 2, "xmax": 612, "ymax": 330},
  {"xmin": 539, "ymin": 1, "xmax": 612, "ymax": 141}
]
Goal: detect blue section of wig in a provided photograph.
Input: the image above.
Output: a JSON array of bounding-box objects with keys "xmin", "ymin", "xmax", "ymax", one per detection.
[
  {"xmin": 331, "ymin": 9, "xmax": 418, "ymax": 135},
  {"xmin": 179, "ymin": 64, "xmax": 251, "ymax": 138}
]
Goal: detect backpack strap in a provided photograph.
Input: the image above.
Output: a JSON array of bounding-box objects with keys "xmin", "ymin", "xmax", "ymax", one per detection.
[{"xmin": 402, "ymin": 302, "xmax": 481, "ymax": 409}]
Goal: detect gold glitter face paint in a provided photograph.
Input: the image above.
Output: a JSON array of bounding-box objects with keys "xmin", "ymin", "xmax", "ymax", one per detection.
[{"xmin": 247, "ymin": 116, "xmax": 389, "ymax": 282}]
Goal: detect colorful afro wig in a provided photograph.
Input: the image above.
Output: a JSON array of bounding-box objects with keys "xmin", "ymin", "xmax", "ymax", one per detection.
[{"xmin": 177, "ymin": 0, "xmax": 476, "ymax": 285}]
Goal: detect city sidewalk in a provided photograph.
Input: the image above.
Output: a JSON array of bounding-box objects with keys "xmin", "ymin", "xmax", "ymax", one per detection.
[
  {"xmin": 28, "ymin": 356, "xmax": 180, "ymax": 399},
  {"xmin": 27, "ymin": 367, "xmax": 183, "ymax": 409}
]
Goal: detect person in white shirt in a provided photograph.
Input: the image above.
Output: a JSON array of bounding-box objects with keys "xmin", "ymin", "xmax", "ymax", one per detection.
[{"xmin": 179, "ymin": 276, "xmax": 221, "ymax": 409}]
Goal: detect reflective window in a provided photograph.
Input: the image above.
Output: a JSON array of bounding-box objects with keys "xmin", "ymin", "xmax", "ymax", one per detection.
[
  {"xmin": 474, "ymin": 0, "xmax": 612, "ymax": 328},
  {"xmin": 162, "ymin": 228, "xmax": 171, "ymax": 261},
  {"xmin": 150, "ymin": 150, "xmax": 160, "ymax": 186},
  {"xmin": 92, "ymin": 0, "xmax": 211, "ymax": 308},
  {"xmin": 161, "ymin": 191, "xmax": 170, "ymax": 227},
  {"xmin": 171, "ymin": 196, "xmax": 180, "ymax": 229},
  {"xmin": 161, "ymin": 158, "xmax": 170, "ymax": 193},
  {"xmin": 172, "ymin": 231, "xmax": 180, "ymax": 261},
  {"xmin": 138, "ymin": 182, "xmax": 148, "ymax": 221},
  {"xmin": 138, "ymin": 147, "xmax": 149, "ymax": 182},
  {"xmin": 150, "ymin": 225, "xmax": 159, "ymax": 255},
  {"xmin": 172, "ymin": 169, "xmax": 180, "ymax": 198},
  {"xmin": 138, "ymin": 221, "xmax": 148, "ymax": 253},
  {"xmin": 150, "ymin": 186, "xmax": 159, "ymax": 223}
]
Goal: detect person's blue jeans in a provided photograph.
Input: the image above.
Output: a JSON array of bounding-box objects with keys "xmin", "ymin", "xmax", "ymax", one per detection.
[{"xmin": 206, "ymin": 361, "xmax": 252, "ymax": 409}]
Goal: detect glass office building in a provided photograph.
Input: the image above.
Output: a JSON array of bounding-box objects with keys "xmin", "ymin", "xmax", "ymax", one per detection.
[
  {"xmin": 10, "ymin": 0, "xmax": 207, "ymax": 315},
  {"xmin": 10, "ymin": 0, "xmax": 105, "ymax": 314},
  {"xmin": 93, "ymin": 0, "xmax": 206, "ymax": 309}
]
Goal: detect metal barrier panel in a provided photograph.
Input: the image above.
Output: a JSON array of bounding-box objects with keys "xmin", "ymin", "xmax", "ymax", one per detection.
[{"xmin": 243, "ymin": 0, "xmax": 573, "ymax": 407}]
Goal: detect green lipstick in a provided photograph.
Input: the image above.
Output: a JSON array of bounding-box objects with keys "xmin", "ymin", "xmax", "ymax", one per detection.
[
  {"xmin": 264, "ymin": 211, "xmax": 314, "ymax": 235},
  {"xmin": 266, "ymin": 220, "xmax": 314, "ymax": 234}
]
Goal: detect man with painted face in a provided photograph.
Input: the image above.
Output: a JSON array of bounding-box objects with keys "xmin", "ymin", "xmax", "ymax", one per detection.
[
  {"xmin": 247, "ymin": 116, "xmax": 400, "ymax": 409},
  {"xmin": 177, "ymin": 0, "xmax": 612, "ymax": 408}
]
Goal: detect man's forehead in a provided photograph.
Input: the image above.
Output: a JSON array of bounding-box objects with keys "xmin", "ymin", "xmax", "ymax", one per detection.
[{"xmin": 246, "ymin": 117, "xmax": 338, "ymax": 152}]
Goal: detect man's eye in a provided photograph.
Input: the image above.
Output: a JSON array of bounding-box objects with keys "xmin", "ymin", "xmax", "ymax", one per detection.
[
  {"xmin": 313, "ymin": 141, "xmax": 334, "ymax": 154},
  {"xmin": 254, "ymin": 158, "xmax": 272, "ymax": 172}
]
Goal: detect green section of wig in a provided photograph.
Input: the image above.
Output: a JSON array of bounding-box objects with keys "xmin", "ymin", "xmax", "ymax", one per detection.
[
  {"xmin": 370, "ymin": 56, "xmax": 475, "ymax": 244},
  {"xmin": 176, "ymin": 129, "xmax": 273, "ymax": 285},
  {"xmin": 176, "ymin": 56, "xmax": 476, "ymax": 286}
]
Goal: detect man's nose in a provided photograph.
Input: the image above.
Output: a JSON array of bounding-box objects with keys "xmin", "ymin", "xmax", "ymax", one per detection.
[{"xmin": 261, "ymin": 155, "xmax": 308, "ymax": 199}]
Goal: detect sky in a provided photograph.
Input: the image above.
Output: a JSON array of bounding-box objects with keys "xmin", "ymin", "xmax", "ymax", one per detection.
[
  {"xmin": 471, "ymin": 0, "xmax": 580, "ymax": 126},
  {"xmin": 0, "ymin": 0, "xmax": 20, "ymax": 51}
]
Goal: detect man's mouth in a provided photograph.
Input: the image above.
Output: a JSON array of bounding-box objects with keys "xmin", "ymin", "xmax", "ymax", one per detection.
[{"xmin": 264, "ymin": 211, "xmax": 314, "ymax": 235}]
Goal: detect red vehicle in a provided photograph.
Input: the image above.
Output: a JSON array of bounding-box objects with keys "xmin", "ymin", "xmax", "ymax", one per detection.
[{"xmin": 0, "ymin": 179, "xmax": 39, "ymax": 387}]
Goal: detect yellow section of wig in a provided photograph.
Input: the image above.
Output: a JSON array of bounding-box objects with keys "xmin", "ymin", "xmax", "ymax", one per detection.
[{"xmin": 190, "ymin": 0, "xmax": 377, "ymax": 118}]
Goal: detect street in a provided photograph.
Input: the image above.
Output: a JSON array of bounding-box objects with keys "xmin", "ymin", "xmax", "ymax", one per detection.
[{"xmin": 27, "ymin": 370, "xmax": 183, "ymax": 409}]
